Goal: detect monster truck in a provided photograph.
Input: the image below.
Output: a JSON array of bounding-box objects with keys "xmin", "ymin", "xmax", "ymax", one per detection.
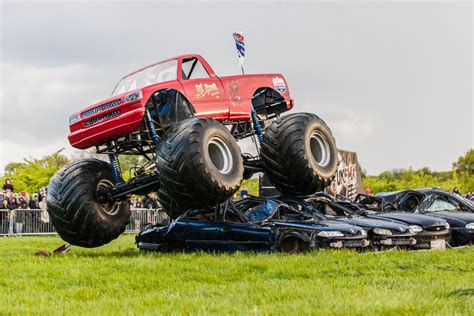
[{"xmin": 47, "ymin": 54, "xmax": 339, "ymax": 247}]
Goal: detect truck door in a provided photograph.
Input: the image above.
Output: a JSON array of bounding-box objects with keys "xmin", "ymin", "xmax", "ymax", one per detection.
[{"xmin": 179, "ymin": 56, "xmax": 229, "ymax": 120}]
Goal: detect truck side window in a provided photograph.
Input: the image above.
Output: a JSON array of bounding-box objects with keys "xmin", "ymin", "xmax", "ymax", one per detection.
[{"xmin": 182, "ymin": 58, "xmax": 210, "ymax": 80}]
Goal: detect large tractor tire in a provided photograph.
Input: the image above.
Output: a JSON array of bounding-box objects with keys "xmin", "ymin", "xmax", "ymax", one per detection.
[
  {"xmin": 156, "ymin": 118, "xmax": 244, "ymax": 218},
  {"xmin": 261, "ymin": 113, "xmax": 338, "ymax": 195},
  {"xmin": 47, "ymin": 159, "xmax": 131, "ymax": 248}
]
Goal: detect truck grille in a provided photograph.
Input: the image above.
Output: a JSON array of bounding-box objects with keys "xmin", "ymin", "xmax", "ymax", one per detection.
[
  {"xmin": 84, "ymin": 109, "xmax": 121, "ymax": 127},
  {"xmin": 425, "ymin": 225, "xmax": 447, "ymax": 232},
  {"xmin": 81, "ymin": 99, "xmax": 121, "ymax": 119}
]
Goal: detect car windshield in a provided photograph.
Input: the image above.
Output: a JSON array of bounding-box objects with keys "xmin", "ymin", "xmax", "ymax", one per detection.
[
  {"xmin": 421, "ymin": 197, "xmax": 460, "ymax": 213},
  {"xmin": 246, "ymin": 200, "xmax": 279, "ymax": 223},
  {"xmin": 112, "ymin": 59, "xmax": 178, "ymax": 96}
]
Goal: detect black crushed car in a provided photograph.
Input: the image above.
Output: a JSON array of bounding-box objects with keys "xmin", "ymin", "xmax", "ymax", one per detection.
[
  {"xmin": 352, "ymin": 194, "xmax": 451, "ymax": 249},
  {"xmin": 371, "ymin": 189, "xmax": 474, "ymax": 246},
  {"xmin": 137, "ymin": 198, "xmax": 369, "ymax": 253},
  {"xmin": 278, "ymin": 193, "xmax": 417, "ymax": 249}
]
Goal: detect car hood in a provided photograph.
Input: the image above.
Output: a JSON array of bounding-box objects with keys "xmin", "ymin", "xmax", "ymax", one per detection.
[
  {"xmin": 331, "ymin": 216, "xmax": 411, "ymax": 233},
  {"xmin": 271, "ymin": 220, "xmax": 364, "ymax": 236},
  {"xmin": 136, "ymin": 224, "xmax": 168, "ymax": 242},
  {"xmin": 423, "ymin": 211, "xmax": 474, "ymax": 227},
  {"xmin": 367, "ymin": 212, "xmax": 447, "ymax": 227}
]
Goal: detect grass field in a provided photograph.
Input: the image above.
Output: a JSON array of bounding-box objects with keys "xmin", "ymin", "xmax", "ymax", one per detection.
[{"xmin": 1, "ymin": 234, "xmax": 473, "ymax": 315}]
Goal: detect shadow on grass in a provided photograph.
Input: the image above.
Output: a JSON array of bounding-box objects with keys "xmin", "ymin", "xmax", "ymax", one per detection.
[
  {"xmin": 446, "ymin": 288, "xmax": 474, "ymax": 297},
  {"xmin": 72, "ymin": 249, "xmax": 157, "ymax": 258},
  {"xmin": 71, "ymin": 248, "xmax": 275, "ymax": 259}
]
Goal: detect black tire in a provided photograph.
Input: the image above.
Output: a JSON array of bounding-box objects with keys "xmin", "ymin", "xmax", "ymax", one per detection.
[
  {"xmin": 261, "ymin": 113, "xmax": 338, "ymax": 195},
  {"xmin": 47, "ymin": 159, "xmax": 131, "ymax": 248},
  {"xmin": 156, "ymin": 118, "xmax": 243, "ymax": 218},
  {"xmin": 278, "ymin": 237, "xmax": 310, "ymax": 254}
]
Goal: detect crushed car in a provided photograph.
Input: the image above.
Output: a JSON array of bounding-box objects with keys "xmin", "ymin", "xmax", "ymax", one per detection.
[
  {"xmin": 368, "ymin": 189, "xmax": 474, "ymax": 246},
  {"xmin": 353, "ymin": 194, "xmax": 451, "ymax": 250},
  {"xmin": 277, "ymin": 194, "xmax": 417, "ymax": 250},
  {"xmin": 137, "ymin": 198, "xmax": 369, "ymax": 253}
]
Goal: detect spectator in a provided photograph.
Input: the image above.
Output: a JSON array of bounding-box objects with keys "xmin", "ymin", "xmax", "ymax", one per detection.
[
  {"xmin": 4, "ymin": 189, "xmax": 12, "ymax": 202},
  {"xmin": 39, "ymin": 196, "xmax": 49, "ymax": 229},
  {"xmin": 144, "ymin": 193, "xmax": 159, "ymax": 209},
  {"xmin": 365, "ymin": 187, "xmax": 373, "ymax": 195},
  {"xmin": 133, "ymin": 196, "xmax": 144, "ymax": 208},
  {"xmin": 1, "ymin": 199, "xmax": 9, "ymax": 234},
  {"xmin": 1, "ymin": 199, "xmax": 8, "ymax": 209},
  {"xmin": 18, "ymin": 197, "xmax": 28, "ymax": 209},
  {"xmin": 39, "ymin": 196, "xmax": 47, "ymax": 210},
  {"xmin": 29, "ymin": 194, "xmax": 40, "ymax": 209},
  {"xmin": 239, "ymin": 186, "xmax": 248, "ymax": 199},
  {"xmin": 39, "ymin": 187, "xmax": 47, "ymax": 202},
  {"xmin": 8, "ymin": 197, "xmax": 19, "ymax": 210},
  {"xmin": 452, "ymin": 187, "xmax": 461, "ymax": 196},
  {"xmin": 2, "ymin": 178, "xmax": 14, "ymax": 193}
]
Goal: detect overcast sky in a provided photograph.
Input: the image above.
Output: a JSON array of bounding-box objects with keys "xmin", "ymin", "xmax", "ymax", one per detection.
[{"xmin": 0, "ymin": 1, "xmax": 472, "ymax": 175}]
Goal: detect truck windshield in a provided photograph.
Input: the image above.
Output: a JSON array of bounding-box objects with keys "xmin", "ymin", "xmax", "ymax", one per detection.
[{"xmin": 112, "ymin": 59, "xmax": 178, "ymax": 96}]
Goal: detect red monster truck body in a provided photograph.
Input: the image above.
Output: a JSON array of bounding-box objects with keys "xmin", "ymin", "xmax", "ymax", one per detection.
[
  {"xmin": 48, "ymin": 53, "xmax": 339, "ymax": 248},
  {"xmin": 68, "ymin": 54, "xmax": 293, "ymax": 149}
]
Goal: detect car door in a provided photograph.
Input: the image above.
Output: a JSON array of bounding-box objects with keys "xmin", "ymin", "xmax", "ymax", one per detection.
[
  {"xmin": 220, "ymin": 208, "xmax": 274, "ymax": 252},
  {"xmin": 178, "ymin": 56, "xmax": 229, "ymax": 120},
  {"xmin": 168, "ymin": 210, "xmax": 225, "ymax": 251}
]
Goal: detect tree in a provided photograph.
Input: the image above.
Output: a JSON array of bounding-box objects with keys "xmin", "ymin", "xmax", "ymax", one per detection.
[
  {"xmin": 453, "ymin": 149, "xmax": 474, "ymax": 193},
  {"xmin": 0, "ymin": 150, "xmax": 70, "ymax": 193}
]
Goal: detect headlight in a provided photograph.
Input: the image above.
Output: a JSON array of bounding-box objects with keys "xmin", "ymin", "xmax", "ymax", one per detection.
[
  {"xmin": 317, "ymin": 231, "xmax": 344, "ymax": 237},
  {"xmin": 69, "ymin": 114, "xmax": 80, "ymax": 125},
  {"xmin": 409, "ymin": 225, "xmax": 423, "ymax": 233},
  {"xmin": 360, "ymin": 229, "xmax": 368, "ymax": 237},
  {"xmin": 124, "ymin": 90, "xmax": 143, "ymax": 103},
  {"xmin": 373, "ymin": 228, "xmax": 393, "ymax": 235},
  {"xmin": 465, "ymin": 223, "xmax": 474, "ymax": 229},
  {"xmin": 444, "ymin": 222, "xmax": 450, "ymax": 229}
]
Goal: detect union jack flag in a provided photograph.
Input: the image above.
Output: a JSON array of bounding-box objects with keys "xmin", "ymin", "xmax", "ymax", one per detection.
[{"xmin": 233, "ymin": 32, "xmax": 245, "ymax": 67}]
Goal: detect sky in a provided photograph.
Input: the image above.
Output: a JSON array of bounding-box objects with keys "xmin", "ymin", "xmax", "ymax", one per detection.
[{"xmin": 0, "ymin": 1, "xmax": 472, "ymax": 175}]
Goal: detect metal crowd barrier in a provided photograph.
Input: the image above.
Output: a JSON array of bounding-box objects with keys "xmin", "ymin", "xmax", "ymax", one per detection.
[{"xmin": 0, "ymin": 208, "xmax": 169, "ymax": 236}]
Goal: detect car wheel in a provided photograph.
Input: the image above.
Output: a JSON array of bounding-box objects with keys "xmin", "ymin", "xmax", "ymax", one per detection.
[
  {"xmin": 261, "ymin": 113, "xmax": 338, "ymax": 195},
  {"xmin": 47, "ymin": 159, "xmax": 131, "ymax": 248},
  {"xmin": 156, "ymin": 117, "xmax": 243, "ymax": 218}
]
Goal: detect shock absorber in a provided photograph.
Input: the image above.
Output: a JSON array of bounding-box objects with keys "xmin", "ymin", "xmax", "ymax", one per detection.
[
  {"xmin": 145, "ymin": 108, "xmax": 160, "ymax": 147},
  {"xmin": 251, "ymin": 107, "xmax": 263, "ymax": 144},
  {"xmin": 108, "ymin": 154, "xmax": 122, "ymax": 185}
]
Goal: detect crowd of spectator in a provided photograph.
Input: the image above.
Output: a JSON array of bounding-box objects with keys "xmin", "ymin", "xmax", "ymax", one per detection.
[
  {"xmin": 0, "ymin": 179, "xmax": 166, "ymax": 212},
  {"xmin": 1, "ymin": 179, "xmax": 50, "ymax": 234},
  {"xmin": 0, "ymin": 179, "xmax": 165, "ymax": 235},
  {"xmin": 0, "ymin": 179, "xmax": 48, "ymax": 211},
  {"xmin": 452, "ymin": 187, "xmax": 474, "ymax": 202}
]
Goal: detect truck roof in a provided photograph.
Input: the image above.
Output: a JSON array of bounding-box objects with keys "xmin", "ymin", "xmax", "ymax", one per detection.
[{"xmin": 122, "ymin": 54, "xmax": 206, "ymax": 79}]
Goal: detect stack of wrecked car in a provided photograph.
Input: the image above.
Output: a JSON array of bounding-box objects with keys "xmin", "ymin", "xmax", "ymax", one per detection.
[
  {"xmin": 359, "ymin": 188, "xmax": 474, "ymax": 246},
  {"xmin": 277, "ymin": 194, "xmax": 418, "ymax": 250},
  {"xmin": 137, "ymin": 198, "xmax": 369, "ymax": 253}
]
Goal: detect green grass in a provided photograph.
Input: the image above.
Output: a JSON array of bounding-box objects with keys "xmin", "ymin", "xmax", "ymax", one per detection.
[{"xmin": 1, "ymin": 235, "xmax": 473, "ymax": 315}]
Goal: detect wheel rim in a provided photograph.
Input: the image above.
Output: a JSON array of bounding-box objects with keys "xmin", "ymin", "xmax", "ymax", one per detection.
[
  {"xmin": 96, "ymin": 179, "xmax": 120, "ymax": 215},
  {"xmin": 310, "ymin": 131, "xmax": 331, "ymax": 167},
  {"xmin": 208, "ymin": 137, "xmax": 233, "ymax": 175}
]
